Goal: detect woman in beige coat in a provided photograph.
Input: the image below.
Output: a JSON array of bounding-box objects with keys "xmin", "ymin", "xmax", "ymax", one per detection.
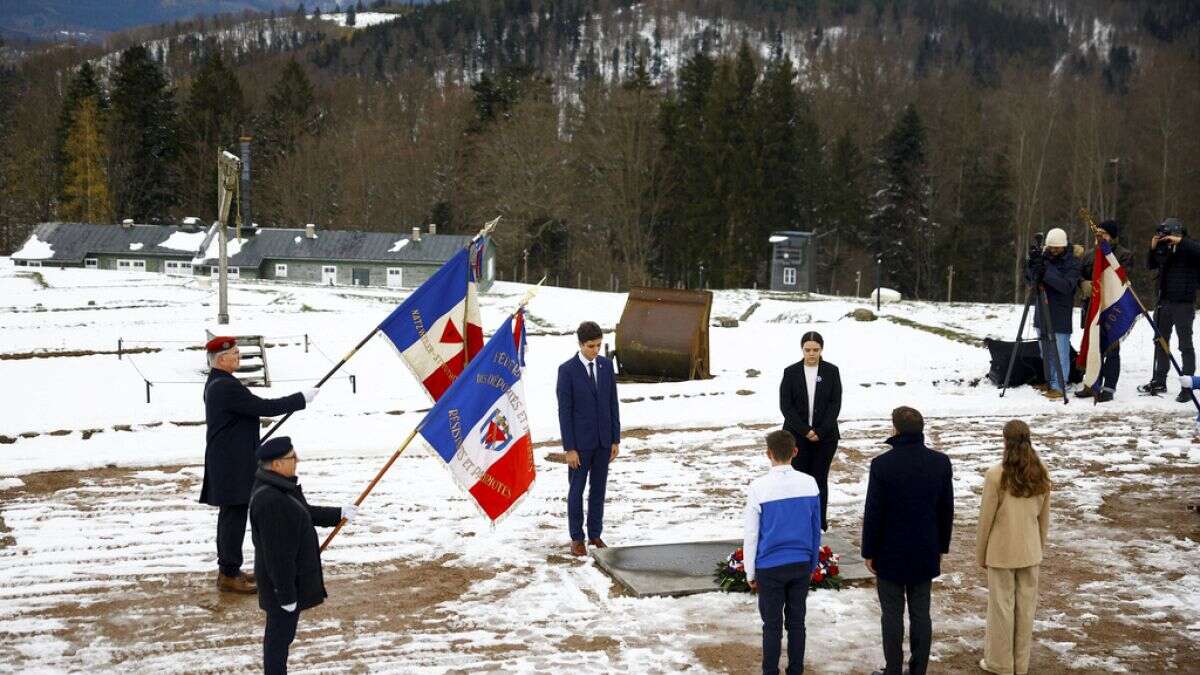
[{"xmin": 977, "ymin": 420, "xmax": 1051, "ymax": 675}]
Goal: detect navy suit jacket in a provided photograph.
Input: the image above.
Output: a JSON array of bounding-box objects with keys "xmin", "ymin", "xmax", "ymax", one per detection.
[
  {"xmin": 556, "ymin": 354, "xmax": 620, "ymax": 451},
  {"xmin": 860, "ymin": 432, "xmax": 955, "ymax": 585}
]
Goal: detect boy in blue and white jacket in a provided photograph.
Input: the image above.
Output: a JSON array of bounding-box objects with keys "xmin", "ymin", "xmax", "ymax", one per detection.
[{"xmin": 744, "ymin": 429, "xmax": 823, "ymax": 675}]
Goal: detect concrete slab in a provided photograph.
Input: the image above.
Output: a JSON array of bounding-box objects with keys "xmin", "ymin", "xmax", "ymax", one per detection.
[{"xmin": 592, "ymin": 531, "xmax": 871, "ymax": 598}]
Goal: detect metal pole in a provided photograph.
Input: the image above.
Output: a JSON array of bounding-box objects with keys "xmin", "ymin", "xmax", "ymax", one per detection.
[
  {"xmin": 947, "ymin": 265, "xmax": 954, "ymax": 302},
  {"xmin": 875, "ymin": 254, "xmax": 882, "ymax": 311},
  {"xmin": 855, "ymin": 271, "xmax": 861, "ymax": 297},
  {"xmin": 304, "ymin": 333, "xmax": 309, "ymax": 353},
  {"xmin": 145, "ymin": 380, "xmax": 152, "ymax": 404},
  {"xmin": 350, "ymin": 374, "xmax": 356, "ymax": 394},
  {"xmin": 118, "ymin": 338, "xmax": 123, "ymax": 360},
  {"xmin": 522, "ymin": 249, "xmax": 528, "ymax": 283}
]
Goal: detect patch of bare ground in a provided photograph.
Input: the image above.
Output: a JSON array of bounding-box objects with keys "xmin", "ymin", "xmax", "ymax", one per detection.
[
  {"xmin": 6, "ymin": 558, "xmax": 498, "ymax": 669},
  {"xmin": 694, "ymin": 640, "xmax": 759, "ymax": 673}
]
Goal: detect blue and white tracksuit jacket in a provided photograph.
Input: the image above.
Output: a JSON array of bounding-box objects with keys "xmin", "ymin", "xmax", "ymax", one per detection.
[{"xmin": 743, "ymin": 464, "xmax": 823, "ymax": 582}]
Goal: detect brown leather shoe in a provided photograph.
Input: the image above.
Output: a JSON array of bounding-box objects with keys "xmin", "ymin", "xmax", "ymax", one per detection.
[
  {"xmin": 570, "ymin": 540, "xmax": 587, "ymax": 557},
  {"xmin": 588, "ymin": 538, "xmax": 607, "ymax": 549},
  {"xmin": 217, "ymin": 572, "xmax": 256, "ymax": 594}
]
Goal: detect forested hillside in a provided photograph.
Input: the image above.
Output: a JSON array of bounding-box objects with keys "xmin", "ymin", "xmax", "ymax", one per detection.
[{"xmin": 2, "ymin": 0, "xmax": 1199, "ymax": 300}]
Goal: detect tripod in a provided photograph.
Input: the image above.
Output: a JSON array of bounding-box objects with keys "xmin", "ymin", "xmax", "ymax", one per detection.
[{"xmin": 999, "ymin": 272, "xmax": 1070, "ymax": 404}]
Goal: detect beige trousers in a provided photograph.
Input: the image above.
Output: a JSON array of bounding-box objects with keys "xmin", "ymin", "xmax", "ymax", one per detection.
[{"xmin": 983, "ymin": 565, "xmax": 1040, "ymax": 675}]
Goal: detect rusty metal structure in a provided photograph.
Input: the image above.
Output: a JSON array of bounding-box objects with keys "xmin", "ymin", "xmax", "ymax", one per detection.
[{"xmin": 615, "ymin": 287, "xmax": 712, "ymax": 381}]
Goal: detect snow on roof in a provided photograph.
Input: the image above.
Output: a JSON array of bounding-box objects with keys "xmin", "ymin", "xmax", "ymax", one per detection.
[
  {"xmin": 159, "ymin": 230, "xmax": 208, "ymax": 253},
  {"xmin": 768, "ymin": 235, "xmax": 789, "ymax": 244},
  {"xmin": 129, "ymin": 242, "xmax": 144, "ymax": 251},
  {"xmin": 182, "ymin": 217, "xmax": 200, "ymax": 225},
  {"xmin": 13, "ymin": 235, "xmax": 55, "ymax": 260},
  {"xmin": 199, "ymin": 234, "xmax": 243, "ymax": 263},
  {"xmin": 389, "ymin": 238, "xmax": 410, "ymax": 252}
]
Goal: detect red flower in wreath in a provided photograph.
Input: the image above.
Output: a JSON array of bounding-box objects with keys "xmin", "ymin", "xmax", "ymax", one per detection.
[
  {"xmin": 733, "ymin": 547, "xmax": 744, "ymax": 561},
  {"xmin": 812, "ymin": 569, "xmax": 825, "ymax": 583}
]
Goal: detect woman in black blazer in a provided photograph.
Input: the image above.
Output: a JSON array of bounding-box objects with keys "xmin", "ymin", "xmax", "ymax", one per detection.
[{"xmin": 779, "ymin": 330, "xmax": 843, "ymax": 531}]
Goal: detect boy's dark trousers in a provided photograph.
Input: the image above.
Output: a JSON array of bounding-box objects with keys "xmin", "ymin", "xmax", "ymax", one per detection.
[
  {"xmin": 264, "ymin": 608, "xmax": 299, "ymax": 675},
  {"xmin": 566, "ymin": 446, "xmax": 610, "ymax": 541},
  {"xmin": 877, "ymin": 577, "xmax": 932, "ymax": 675},
  {"xmin": 757, "ymin": 561, "xmax": 813, "ymax": 675}
]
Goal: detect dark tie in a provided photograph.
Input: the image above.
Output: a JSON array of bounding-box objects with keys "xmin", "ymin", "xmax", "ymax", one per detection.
[{"xmin": 588, "ymin": 361, "xmax": 596, "ymax": 388}]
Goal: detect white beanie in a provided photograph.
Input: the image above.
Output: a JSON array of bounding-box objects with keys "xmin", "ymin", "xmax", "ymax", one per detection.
[{"xmin": 1044, "ymin": 228, "xmax": 1068, "ymax": 248}]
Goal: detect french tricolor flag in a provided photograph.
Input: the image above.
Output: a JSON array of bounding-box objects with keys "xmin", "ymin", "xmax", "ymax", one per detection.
[
  {"xmin": 1078, "ymin": 239, "xmax": 1141, "ymax": 392},
  {"xmin": 378, "ymin": 240, "xmax": 486, "ymax": 401},
  {"xmin": 418, "ymin": 311, "xmax": 535, "ymax": 522}
]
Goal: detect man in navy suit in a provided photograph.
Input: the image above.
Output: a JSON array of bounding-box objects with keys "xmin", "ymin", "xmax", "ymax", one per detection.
[
  {"xmin": 862, "ymin": 406, "xmax": 954, "ymax": 675},
  {"xmin": 556, "ymin": 320, "xmax": 621, "ymax": 557}
]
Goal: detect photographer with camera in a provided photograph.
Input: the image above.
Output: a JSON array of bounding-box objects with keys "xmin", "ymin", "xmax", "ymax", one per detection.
[
  {"xmin": 1025, "ymin": 228, "xmax": 1082, "ymax": 400},
  {"xmin": 1075, "ymin": 220, "xmax": 1132, "ymax": 402},
  {"xmin": 1139, "ymin": 217, "xmax": 1200, "ymax": 401}
]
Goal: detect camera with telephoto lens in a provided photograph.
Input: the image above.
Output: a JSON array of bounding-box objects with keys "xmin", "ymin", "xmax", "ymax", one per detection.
[{"xmin": 1155, "ymin": 219, "xmax": 1185, "ymax": 255}]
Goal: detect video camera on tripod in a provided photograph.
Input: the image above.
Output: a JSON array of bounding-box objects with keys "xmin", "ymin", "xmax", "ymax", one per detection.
[{"xmin": 1026, "ymin": 232, "xmax": 1046, "ymax": 278}]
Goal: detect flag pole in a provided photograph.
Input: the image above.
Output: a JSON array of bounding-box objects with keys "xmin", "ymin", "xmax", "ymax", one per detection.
[
  {"xmin": 320, "ymin": 425, "xmax": 422, "ymax": 552},
  {"xmin": 264, "ymin": 217, "xmax": 502, "ymax": 444},
  {"xmin": 261, "ymin": 327, "xmax": 380, "ymax": 443},
  {"xmin": 1079, "ymin": 208, "xmax": 1200, "ymax": 412}
]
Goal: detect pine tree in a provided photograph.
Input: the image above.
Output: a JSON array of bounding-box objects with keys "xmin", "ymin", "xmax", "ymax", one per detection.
[
  {"xmin": 870, "ymin": 104, "xmax": 938, "ymax": 298},
  {"xmin": 346, "ymin": 3, "xmax": 357, "ymax": 27},
  {"xmin": 181, "ymin": 52, "xmax": 245, "ymax": 218},
  {"xmin": 108, "ymin": 45, "xmax": 182, "ymax": 222},
  {"xmin": 61, "ymin": 97, "xmax": 112, "ymax": 223},
  {"xmin": 255, "ymin": 59, "xmax": 319, "ymax": 224},
  {"xmin": 953, "ymin": 150, "xmax": 1014, "ymax": 300},
  {"xmin": 753, "ymin": 53, "xmax": 802, "ymax": 280},
  {"xmin": 821, "ymin": 129, "xmax": 869, "ymax": 293},
  {"xmin": 55, "ymin": 63, "xmax": 106, "ymax": 199}
]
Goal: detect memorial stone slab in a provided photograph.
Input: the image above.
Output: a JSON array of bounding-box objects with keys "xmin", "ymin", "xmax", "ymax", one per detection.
[{"xmin": 591, "ymin": 532, "xmax": 871, "ymax": 598}]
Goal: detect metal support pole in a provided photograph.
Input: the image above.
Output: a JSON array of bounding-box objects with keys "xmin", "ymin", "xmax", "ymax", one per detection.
[
  {"xmin": 350, "ymin": 374, "xmax": 357, "ymax": 394},
  {"xmin": 118, "ymin": 338, "xmax": 123, "ymax": 360},
  {"xmin": 855, "ymin": 271, "xmax": 862, "ymax": 298},
  {"xmin": 947, "ymin": 265, "xmax": 955, "ymax": 302},
  {"xmin": 145, "ymin": 380, "xmax": 152, "ymax": 404},
  {"xmin": 875, "ymin": 254, "xmax": 882, "ymax": 311},
  {"xmin": 304, "ymin": 333, "xmax": 309, "ymax": 353}
]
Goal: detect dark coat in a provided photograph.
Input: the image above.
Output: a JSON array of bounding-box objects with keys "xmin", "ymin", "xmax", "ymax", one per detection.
[
  {"xmin": 779, "ymin": 360, "xmax": 842, "ymax": 443},
  {"xmin": 248, "ymin": 468, "xmax": 342, "ymax": 612},
  {"xmin": 1079, "ymin": 242, "xmax": 1134, "ymax": 329},
  {"xmin": 860, "ymin": 432, "xmax": 954, "ymax": 585},
  {"xmin": 556, "ymin": 355, "xmax": 621, "ymax": 451},
  {"xmin": 1147, "ymin": 237, "xmax": 1200, "ymax": 305},
  {"xmin": 1026, "ymin": 249, "xmax": 1082, "ymax": 334},
  {"xmin": 201, "ymin": 369, "xmax": 306, "ymax": 506}
]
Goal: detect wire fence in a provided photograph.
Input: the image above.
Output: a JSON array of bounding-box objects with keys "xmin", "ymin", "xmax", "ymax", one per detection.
[{"xmin": 120, "ymin": 332, "xmax": 358, "ymax": 403}]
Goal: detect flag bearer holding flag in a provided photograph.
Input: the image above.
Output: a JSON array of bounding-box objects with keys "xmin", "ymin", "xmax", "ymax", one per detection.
[{"xmin": 1075, "ymin": 220, "xmax": 1133, "ymax": 402}]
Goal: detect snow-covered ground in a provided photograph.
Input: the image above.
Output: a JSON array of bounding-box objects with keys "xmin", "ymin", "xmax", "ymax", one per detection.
[{"xmin": 0, "ymin": 258, "xmax": 1197, "ymax": 672}]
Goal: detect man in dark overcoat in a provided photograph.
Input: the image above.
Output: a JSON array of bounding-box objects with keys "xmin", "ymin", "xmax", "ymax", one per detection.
[
  {"xmin": 201, "ymin": 336, "xmax": 317, "ymax": 593},
  {"xmin": 862, "ymin": 406, "xmax": 954, "ymax": 675},
  {"xmin": 249, "ymin": 436, "xmax": 354, "ymax": 675}
]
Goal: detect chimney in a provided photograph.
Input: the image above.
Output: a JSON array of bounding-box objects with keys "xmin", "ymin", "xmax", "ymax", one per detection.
[
  {"xmin": 412, "ymin": 226, "xmax": 421, "ymax": 242},
  {"xmin": 428, "ymin": 223, "xmax": 437, "ymax": 235},
  {"xmin": 305, "ymin": 223, "xmax": 317, "ymax": 239},
  {"xmin": 239, "ymin": 135, "xmax": 252, "ymax": 231}
]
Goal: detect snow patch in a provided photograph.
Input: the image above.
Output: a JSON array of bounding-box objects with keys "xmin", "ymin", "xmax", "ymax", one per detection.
[
  {"xmin": 128, "ymin": 243, "xmax": 144, "ymax": 251},
  {"xmin": 159, "ymin": 231, "xmax": 207, "ymax": 253},
  {"xmin": 389, "ymin": 238, "xmax": 410, "ymax": 253},
  {"xmin": 13, "ymin": 235, "xmax": 54, "ymax": 260},
  {"xmin": 318, "ymin": 12, "xmax": 402, "ymax": 29},
  {"xmin": 0, "ymin": 477, "xmax": 23, "ymax": 490}
]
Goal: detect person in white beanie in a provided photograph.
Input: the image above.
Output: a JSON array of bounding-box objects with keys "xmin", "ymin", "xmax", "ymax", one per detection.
[{"xmin": 1025, "ymin": 228, "xmax": 1081, "ymax": 399}]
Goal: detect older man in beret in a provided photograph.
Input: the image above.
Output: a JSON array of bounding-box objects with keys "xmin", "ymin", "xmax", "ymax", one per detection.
[
  {"xmin": 250, "ymin": 436, "xmax": 356, "ymax": 675},
  {"xmin": 202, "ymin": 336, "xmax": 319, "ymax": 593}
]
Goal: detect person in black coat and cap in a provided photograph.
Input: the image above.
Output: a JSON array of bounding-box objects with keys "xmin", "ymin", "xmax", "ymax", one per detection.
[
  {"xmin": 1141, "ymin": 217, "xmax": 1200, "ymax": 401},
  {"xmin": 201, "ymin": 336, "xmax": 319, "ymax": 593},
  {"xmin": 862, "ymin": 406, "xmax": 954, "ymax": 675},
  {"xmin": 249, "ymin": 436, "xmax": 357, "ymax": 675},
  {"xmin": 779, "ymin": 330, "xmax": 843, "ymax": 531}
]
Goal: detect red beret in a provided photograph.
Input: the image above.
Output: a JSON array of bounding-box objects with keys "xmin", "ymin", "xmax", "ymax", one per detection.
[{"xmin": 205, "ymin": 336, "xmax": 237, "ymax": 353}]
